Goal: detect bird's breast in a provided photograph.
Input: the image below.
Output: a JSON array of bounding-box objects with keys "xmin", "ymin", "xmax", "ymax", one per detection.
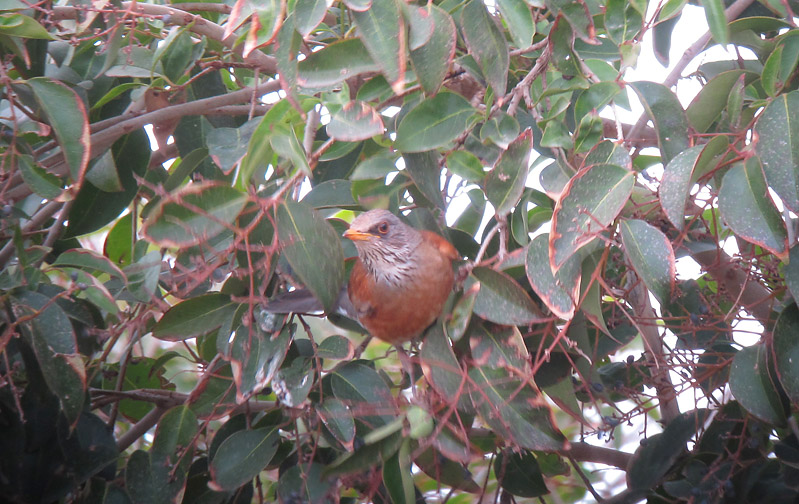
[{"xmin": 347, "ymin": 244, "xmax": 455, "ymax": 344}]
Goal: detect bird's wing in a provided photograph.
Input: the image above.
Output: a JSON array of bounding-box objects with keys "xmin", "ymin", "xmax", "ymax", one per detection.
[
  {"xmin": 261, "ymin": 287, "xmax": 353, "ymax": 317},
  {"xmin": 420, "ymin": 230, "xmax": 460, "ymax": 261}
]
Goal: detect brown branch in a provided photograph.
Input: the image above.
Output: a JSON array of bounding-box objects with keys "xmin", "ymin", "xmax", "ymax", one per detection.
[{"xmin": 626, "ymin": 0, "xmax": 757, "ymax": 144}]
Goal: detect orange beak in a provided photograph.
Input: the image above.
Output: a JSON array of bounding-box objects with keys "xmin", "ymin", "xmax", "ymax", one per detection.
[{"xmin": 343, "ymin": 229, "xmax": 373, "ymax": 241}]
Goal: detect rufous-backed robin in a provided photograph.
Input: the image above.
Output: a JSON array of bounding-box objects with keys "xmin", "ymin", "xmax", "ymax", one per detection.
[{"xmin": 267, "ymin": 209, "xmax": 459, "ymax": 344}]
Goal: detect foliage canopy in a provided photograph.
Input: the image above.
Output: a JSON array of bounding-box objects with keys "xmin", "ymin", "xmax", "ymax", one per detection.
[{"xmin": 2, "ymin": 0, "xmax": 799, "ymax": 502}]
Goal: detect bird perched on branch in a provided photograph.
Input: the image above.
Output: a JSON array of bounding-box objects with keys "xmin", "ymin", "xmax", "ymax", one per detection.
[{"xmin": 266, "ymin": 209, "xmax": 459, "ymax": 345}]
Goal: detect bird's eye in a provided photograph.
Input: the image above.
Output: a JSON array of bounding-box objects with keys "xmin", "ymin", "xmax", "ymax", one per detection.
[{"xmin": 377, "ymin": 222, "xmax": 390, "ymax": 234}]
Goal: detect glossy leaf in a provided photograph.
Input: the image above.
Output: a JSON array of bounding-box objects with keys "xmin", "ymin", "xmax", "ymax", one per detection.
[
  {"xmin": 545, "ymin": 0, "xmax": 595, "ymax": 43},
  {"xmin": 142, "ymin": 184, "xmax": 247, "ymax": 248},
  {"xmin": 461, "ymin": 0, "xmax": 509, "ymax": 96},
  {"xmin": 17, "ymin": 153, "xmax": 61, "ymax": 199},
  {"xmin": 754, "ymin": 89, "xmax": 799, "ymax": 213},
  {"xmin": 395, "ymin": 92, "xmax": 476, "ymax": 153},
  {"xmin": 352, "ymin": 0, "xmax": 405, "ymax": 93},
  {"xmin": 630, "ymin": 81, "xmax": 691, "ymax": 165},
  {"xmin": 620, "ymin": 219, "xmax": 676, "ymax": 305},
  {"xmin": 229, "ymin": 323, "xmax": 293, "ymax": 402},
  {"xmin": 447, "ymin": 150, "xmax": 485, "ymax": 183},
  {"xmin": 28, "ymin": 77, "xmax": 90, "ymax": 181},
  {"xmin": 294, "ymin": 0, "xmax": 330, "ymax": 35},
  {"xmin": 277, "ymin": 201, "xmax": 345, "ymax": 312},
  {"xmin": 485, "ymin": 130, "xmax": 533, "ymax": 217},
  {"xmin": 718, "ymin": 159, "xmax": 787, "ymax": 260},
  {"xmin": 318, "ymin": 398, "xmax": 356, "ymax": 449},
  {"xmin": 403, "ymin": 151, "xmax": 445, "ymax": 210},
  {"xmin": 686, "ymin": 70, "xmax": 758, "ymax": 132},
  {"xmin": 471, "ymin": 266, "xmax": 542, "ymax": 326},
  {"xmin": 383, "ymin": 438, "xmax": 415, "ymax": 504},
  {"xmin": 659, "ymin": 137, "xmax": 728, "ymax": 230},
  {"xmin": 772, "ymin": 303, "xmax": 799, "ymax": 406},
  {"xmin": 13, "ymin": 291, "xmax": 86, "ymax": 427},
  {"xmin": 469, "ymin": 366, "xmax": 565, "ymax": 451},
  {"xmin": 421, "ymin": 323, "xmax": 472, "ymax": 412},
  {"xmin": 330, "ymin": 361, "xmax": 396, "ymax": 427},
  {"xmin": 409, "ymin": 5, "xmax": 456, "ymax": 95},
  {"xmin": 496, "ymin": 0, "xmax": 535, "ymax": 48},
  {"xmin": 729, "ymin": 344, "xmax": 786, "ymax": 426},
  {"xmin": 627, "ymin": 410, "xmax": 709, "ymax": 490},
  {"xmin": 153, "ymin": 294, "xmax": 236, "ymax": 341},
  {"xmin": 526, "ymin": 234, "xmax": 581, "ymax": 319},
  {"xmin": 327, "ymin": 100, "xmax": 385, "ymax": 142},
  {"xmin": 297, "ymin": 38, "xmax": 378, "ymax": 88},
  {"xmin": 550, "ymin": 163, "xmax": 634, "ymax": 270},
  {"xmin": 700, "ymin": 0, "xmax": 728, "ymax": 46},
  {"xmin": 209, "ymin": 428, "xmax": 280, "ymax": 491},
  {"xmin": 495, "ymin": 451, "xmax": 549, "ymax": 498}
]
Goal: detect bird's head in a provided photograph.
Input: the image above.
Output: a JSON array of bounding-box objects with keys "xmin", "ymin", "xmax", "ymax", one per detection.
[{"xmin": 343, "ymin": 209, "xmax": 422, "ymax": 282}]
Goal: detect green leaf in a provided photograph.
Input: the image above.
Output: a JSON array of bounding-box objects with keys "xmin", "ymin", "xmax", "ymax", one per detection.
[
  {"xmin": 271, "ymin": 124, "xmax": 310, "ymax": 176},
  {"xmin": 104, "ymin": 213, "xmax": 133, "ymax": 265},
  {"xmin": 142, "ymin": 184, "xmax": 246, "ymax": 248},
  {"xmin": 686, "ymin": 70, "xmax": 758, "ymax": 132},
  {"xmin": 329, "ymin": 361, "xmax": 396, "ymax": 427},
  {"xmin": 277, "ymin": 463, "xmax": 335, "ymax": 502},
  {"xmin": 153, "ymin": 294, "xmax": 236, "ymax": 341},
  {"xmin": 700, "ymin": 0, "xmax": 728, "ymax": 46},
  {"xmin": 471, "ymin": 266, "xmax": 542, "ymax": 326},
  {"xmin": 525, "ymin": 234, "xmax": 581, "ymax": 319},
  {"xmin": 276, "ymin": 201, "xmax": 345, "ymax": 313},
  {"xmin": 65, "ymin": 129, "xmax": 149, "ymax": 238},
  {"xmin": 496, "ymin": 0, "xmax": 535, "ymax": 48},
  {"xmin": 383, "ymin": 438, "xmax": 415, "ymax": 504},
  {"xmin": 0, "ymin": 12, "xmax": 54, "ymax": 39},
  {"xmin": 460, "ymin": 0, "xmax": 509, "ymax": 96},
  {"xmin": 550, "ymin": 163, "xmax": 634, "ymax": 270},
  {"xmin": 469, "ymin": 323, "xmax": 529, "ymax": 370},
  {"xmin": 762, "ymin": 34, "xmax": 799, "ymax": 97},
  {"xmin": 16, "ymin": 153, "xmax": 62, "ymax": 199},
  {"xmin": 13, "ymin": 291, "xmax": 86, "ymax": 427},
  {"xmin": 469, "ymin": 366, "xmax": 565, "ymax": 451},
  {"xmin": 209, "ymin": 428, "xmax": 280, "ymax": 491},
  {"xmin": 729, "ymin": 344, "xmax": 786, "ymax": 426},
  {"xmin": 242, "ymin": 0, "xmax": 282, "ymax": 57},
  {"xmin": 409, "ymin": 5, "xmax": 457, "ymax": 95},
  {"xmin": 659, "ymin": 137, "xmax": 728, "ymax": 230},
  {"xmin": 351, "ymin": 152, "xmax": 398, "ymax": 180},
  {"xmin": 495, "ymin": 451, "xmax": 549, "ymax": 498},
  {"xmin": 630, "ymin": 81, "xmax": 690, "ymax": 165},
  {"xmin": 294, "ymin": 0, "xmax": 328, "ymax": 35},
  {"xmin": 301, "ymin": 179, "xmax": 357, "ymax": 209},
  {"xmin": 627, "ymin": 410, "xmax": 710, "ymax": 490},
  {"xmin": 318, "ymin": 397, "xmax": 356, "ymax": 449},
  {"xmin": 229, "ymin": 323, "xmax": 293, "ymax": 402},
  {"xmin": 574, "ymin": 82, "xmax": 621, "ymax": 122},
  {"xmin": 298, "ymin": 38, "xmax": 378, "ymax": 88},
  {"xmin": 754, "ymin": 89, "xmax": 799, "ymax": 213},
  {"xmin": 405, "ymin": 4, "xmax": 434, "ymax": 50},
  {"xmin": 583, "ymin": 139, "xmax": 633, "ymax": 169},
  {"xmin": 327, "ymin": 100, "xmax": 385, "ymax": 142},
  {"xmin": 485, "ymin": 130, "xmax": 533, "ymax": 217},
  {"xmin": 446, "ymin": 150, "xmax": 485, "ymax": 183},
  {"xmin": 395, "ymin": 91, "xmax": 476, "ymax": 153},
  {"xmin": 772, "ymin": 303, "xmax": 799, "ymax": 406},
  {"xmin": 207, "ymin": 118, "xmax": 261, "ymax": 174},
  {"xmin": 604, "ymin": 0, "xmax": 643, "ymax": 43},
  {"xmin": 352, "ymin": 0, "xmax": 405, "ymax": 93},
  {"xmin": 545, "ymin": 0, "xmax": 595, "ymax": 43},
  {"xmin": 718, "ymin": 159, "xmax": 787, "ymax": 260},
  {"xmin": 620, "ymin": 219, "xmax": 676, "ymax": 305},
  {"xmin": 403, "ymin": 151, "xmax": 445, "ymax": 210},
  {"xmin": 420, "ymin": 323, "xmax": 472, "ymax": 411},
  {"xmin": 53, "ymin": 248, "xmax": 125, "ymax": 280},
  {"xmin": 28, "ymin": 77, "xmax": 90, "ymax": 181}
]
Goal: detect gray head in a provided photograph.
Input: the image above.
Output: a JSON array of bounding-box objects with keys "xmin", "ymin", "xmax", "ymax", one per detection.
[{"xmin": 343, "ymin": 209, "xmax": 422, "ymax": 284}]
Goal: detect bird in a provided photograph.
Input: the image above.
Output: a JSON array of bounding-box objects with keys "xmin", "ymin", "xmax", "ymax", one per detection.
[{"xmin": 266, "ymin": 209, "xmax": 460, "ymax": 345}]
